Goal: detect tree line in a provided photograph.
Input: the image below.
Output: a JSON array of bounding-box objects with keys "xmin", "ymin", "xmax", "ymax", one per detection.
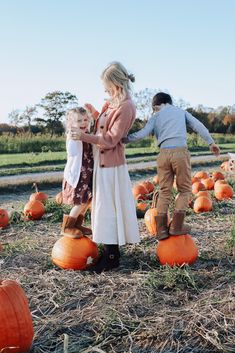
[{"xmin": 1, "ymin": 89, "xmax": 235, "ymax": 135}]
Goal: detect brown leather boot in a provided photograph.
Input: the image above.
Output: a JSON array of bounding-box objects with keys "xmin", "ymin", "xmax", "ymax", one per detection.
[
  {"xmin": 74, "ymin": 214, "xmax": 92, "ymax": 235},
  {"xmin": 155, "ymin": 213, "xmax": 169, "ymax": 240},
  {"xmin": 61, "ymin": 215, "xmax": 83, "ymax": 238},
  {"xmin": 169, "ymin": 210, "xmax": 191, "ymax": 235}
]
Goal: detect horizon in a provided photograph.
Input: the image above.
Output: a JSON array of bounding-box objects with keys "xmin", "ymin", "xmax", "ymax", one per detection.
[{"xmin": 0, "ymin": 0, "xmax": 235, "ymax": 123}]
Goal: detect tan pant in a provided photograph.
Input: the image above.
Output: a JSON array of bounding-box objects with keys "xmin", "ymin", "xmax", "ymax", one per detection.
[{"xmin": 157, "ymin": 147, "xmax": 192, "ymax": 213}]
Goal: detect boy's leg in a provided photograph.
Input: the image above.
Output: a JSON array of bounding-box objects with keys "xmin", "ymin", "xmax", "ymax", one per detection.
[
  {"xmin": 169, "ymin": 148, "xmax": 192, "ymax": 235},
  {"xmin": 156, "ymin": 150, "xmax": 174, "ymax": 239}
]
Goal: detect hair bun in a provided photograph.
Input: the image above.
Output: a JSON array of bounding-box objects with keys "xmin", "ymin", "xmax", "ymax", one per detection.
[{"xmin": 128, "ymin": 73, "xmax": 135, "ymax": 83}]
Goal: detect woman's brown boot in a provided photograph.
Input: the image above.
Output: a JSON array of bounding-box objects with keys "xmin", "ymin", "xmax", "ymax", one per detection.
[
  {"xmin": 74, "ymin": 214, "xmax": 92, "ymax": 235},
  {"xmin": 169, "ymin": 210, "xmax": 191, "ymax": 235},
  {"xmin": 61, "ymin": 215, "xmax": 83, "ymax": 238}
]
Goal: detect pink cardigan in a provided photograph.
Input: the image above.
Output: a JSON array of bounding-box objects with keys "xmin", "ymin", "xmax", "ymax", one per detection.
[{"xmin": 80, "ymin": 97, "xmax": 136, "ymax": 168}]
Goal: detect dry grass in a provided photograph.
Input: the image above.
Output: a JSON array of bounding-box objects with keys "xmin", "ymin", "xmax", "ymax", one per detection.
[{"xmin": 0, "ymin": 195, "xmax": 235, "ymax": 353}]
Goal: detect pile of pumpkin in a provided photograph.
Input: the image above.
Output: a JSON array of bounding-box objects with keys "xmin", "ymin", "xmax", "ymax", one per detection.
[{"xmin": 131, "ymin": 169, "xmax": 234, "ymax": 267}]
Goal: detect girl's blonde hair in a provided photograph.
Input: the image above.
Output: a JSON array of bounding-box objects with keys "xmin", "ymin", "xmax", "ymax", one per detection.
[
  {"xmin": 101, "ymin": 61, "xmax": 135, "ymax": 107},
  {"xmin": 65, "ymin": 107, "xmax": 89, "ymax": 132}
]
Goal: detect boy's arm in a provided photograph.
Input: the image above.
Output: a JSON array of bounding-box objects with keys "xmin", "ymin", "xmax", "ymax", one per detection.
[
  {"xmin": 185, "ymin": 111, "xmax": 220, "ymax": 155},
  {"xmin": 124, "ymin": 116, "xmax": 156, "ymax": 143}
]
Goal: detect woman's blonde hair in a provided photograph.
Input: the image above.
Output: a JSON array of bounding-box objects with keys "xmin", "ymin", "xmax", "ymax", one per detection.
[{"xmin": 101, "ymin": 61, "xmax": 135, "ymax": 107}]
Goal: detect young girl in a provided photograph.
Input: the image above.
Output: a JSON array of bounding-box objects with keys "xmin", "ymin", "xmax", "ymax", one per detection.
[
  {"xmin": 70, "ymin": 61, "xmax": 140, "ymax": 273},
  {"xmin": 61, "ymin": 107, "xmax": 93, "ymax": 238}
]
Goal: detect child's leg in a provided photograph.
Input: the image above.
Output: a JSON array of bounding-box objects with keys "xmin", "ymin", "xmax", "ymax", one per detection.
[
  {"xmin": 169, "ymin": 148, "xmax": 192, "ymax": 235},
  {"xmin": 156, "ymin": 150, "xmax": 174, "ymax": 239},
  {"xmin": 74, "ymin": 200, "xmax": 92, "ymax": 235}
]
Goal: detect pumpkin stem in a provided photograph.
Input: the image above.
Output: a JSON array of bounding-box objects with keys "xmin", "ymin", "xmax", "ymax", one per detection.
[
  {"xmin": 32, "ymin": 183, "xmax": 39, "ymax": 193},
  {"xmin": 152, "ymin": 191, "xmax": 159, "ymax": 208}
]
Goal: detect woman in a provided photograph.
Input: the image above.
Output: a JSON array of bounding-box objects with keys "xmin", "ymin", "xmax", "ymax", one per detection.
[{"xmin": 70, "ymin": 61, "xmax": 140, "ymax": 273}]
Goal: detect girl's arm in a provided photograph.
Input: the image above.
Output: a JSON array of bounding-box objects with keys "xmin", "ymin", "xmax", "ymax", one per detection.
[{"xmin": 123, "ymin": 116, "xmax": 156, "ymax": 143}]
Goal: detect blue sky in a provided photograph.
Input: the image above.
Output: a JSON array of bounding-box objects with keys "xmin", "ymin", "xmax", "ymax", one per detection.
[{"xmin": 0, "ymin": 0, "xmax": 234, "ymax": 123}]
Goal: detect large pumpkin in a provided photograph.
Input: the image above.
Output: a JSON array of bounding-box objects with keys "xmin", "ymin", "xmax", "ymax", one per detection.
[
  {"xmin": 23, "ymin": 200, "xmax": 45, "ymax": 220},
  {"xmin": 52, "ymin": 236, "xmax": 99, "ymax": 270},
  {"xmin": 212, "ymin": 171, "xmax": 225, "ymax": 182},
  {"xmin": 196, "ymin": 190, "xmax": 210, "ymax": 198},
  {"xmin": 0, "ymin": 280, "xmax": 34, "ymax": 353},
  {"xmin": 141, "ymin": 181, "xmax": 155, "ymax": 193},
  {"xmin": 214, "ymin": 184, "xmax": 234, "ymax": 201},
  {"xmin": 193, "ymin": 196, "xmax": 213, "ymax": 213},
  {"xmin": 144, "ymin": 192, "xmax": 170, "ymax": 235},
  {"xmin": 132, "ymin": 184, "xmax": 148, "ymax": 200},
  {"xmin": 192, "ymin": 181, "xmax": 206, "ymax": 195},
  {"xmin": 0, "ymin": 209, "xmax": 9, "ymax": 228},
  {"xmin": 201, "ymin": 178, "xmax": 214, "ymax": 190},
  {"xmin": 194, "ymin": 171, "xmax": 209, "ymax": 179},
  {"xmin": 29, "ymin": 183, "xmax": 48, "ymax": 204},
  {"xmin": 156, "ymin": 234, "xmax": 198, "ymax": 266}
]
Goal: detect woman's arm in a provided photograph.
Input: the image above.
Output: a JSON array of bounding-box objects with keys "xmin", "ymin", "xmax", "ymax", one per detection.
[{"xmin": 78, "ymin": 102, "xmax": 135, "ymax": 149}]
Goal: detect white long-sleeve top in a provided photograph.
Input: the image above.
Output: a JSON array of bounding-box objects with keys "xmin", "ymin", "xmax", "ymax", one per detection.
[{"xmin": 63, "ymin": 138, "xmax": 83, "ymax": 188}]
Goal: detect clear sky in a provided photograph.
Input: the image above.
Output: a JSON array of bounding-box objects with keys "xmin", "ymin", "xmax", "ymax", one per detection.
[{"xmin": 0, "ymin": 0, "xmax": 234, "ymax": 123}]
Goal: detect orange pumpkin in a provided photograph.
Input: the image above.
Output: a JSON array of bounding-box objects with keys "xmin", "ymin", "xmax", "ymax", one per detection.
[
  {"xmin": 152, "ymin": 175, "xmax": 159, "ymax": 184},
  {"xmin": 192, "ymin": 181, "xmax": 206, "ymax": 194},
  {"xmin": 212, "ymin": 171, "xmax": 225, "ymax": 182},
  {"xmin": 196, "ymin": 190, "xmax": 210, "ymax": 198},
  {"xmin": 24, "ymin": 200, "xmax": 45, "ymax": 220},
  {"xmin": 194, "ymin": 171, "xmax": 209, "ymax": 179},
  {"xmin": 214, "ymin": 180, "xmax": 227, "ymax": 190},
  {"xmin": 55, "ymin": 191, "xmax": 63, "ymax": 205},
  {"xmin": 0, "ymin": 280, "xmax": 34, "ymax": 353},
  {"xmin": 201, "ymin": 178, "xmax": 214, "ymax": 190},
  {"xmin": 136, "ymin": 202, "xmax": 149, "ymax": 218},
  {"xmin": 0, "ymin": 209, "xmax": 9, "ymax": 228},
  {"xmin": 156, "ymin": 234, "xmax": 198, "ymax": 266},
  {"xmin": 141, "ymin": 181, "xmax": 155, "ymax": 193},
  {"xmin": 29, "ymin": 183, "xmax": 48, "ymax": 204},
  {"xmin": 191, "ymin": 176, "xmax": 199, "ymax": 184},
  {"xmin": 52, "ymin": 236, "xmax": 99, "ymax": 270},
  {"xmin": 132, "ymin": 184, "xmax": 148, "ymax": 200},
  {"xmin": 144, "ymin": 192, "xmax": 170, "ymax": 235},
  {"xmin": 214, "ymin": 184, "xmax": 234, "ymax": 201},
  {"xmin": 193, "ymin": 196, "xmax": 213, "ymax": 213}
]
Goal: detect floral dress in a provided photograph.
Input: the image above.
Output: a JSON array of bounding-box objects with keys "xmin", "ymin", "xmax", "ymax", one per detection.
[{"xmin": 62, "ymin": 142, "xmax": 93, "ymax": 205}]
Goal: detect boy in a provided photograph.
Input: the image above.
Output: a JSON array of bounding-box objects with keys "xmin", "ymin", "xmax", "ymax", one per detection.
[{"xmin": 124, "ymin": 92, "xmax": 220, "ymax": 240}]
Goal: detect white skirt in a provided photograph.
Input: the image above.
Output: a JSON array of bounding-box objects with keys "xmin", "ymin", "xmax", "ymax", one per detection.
[{"xmin": 91, "ymin": 146, "xmax": 140, "ymax": 246}]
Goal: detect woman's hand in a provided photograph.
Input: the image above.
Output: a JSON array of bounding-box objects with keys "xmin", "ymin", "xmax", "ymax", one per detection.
[
  {"xmin": 69, "ymin": 128, "xmax": 82, "ymax": 141},
  {"xmin": 85, "ymin": 103, "xmax": 96, "ymax": 116},
  {"xmin": 209, "ymin": 143, "xmax": 220, "ymax": 156}
]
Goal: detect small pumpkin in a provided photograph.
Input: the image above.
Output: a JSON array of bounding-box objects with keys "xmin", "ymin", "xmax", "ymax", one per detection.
[
  {"xmin": 144, "ymin": 192, "xmax": 170, "ymax": 235},
  {"xmin": 141, "ymin": 181, "xmax": 155, "ymax": 193},
  {"xmin": 201, "ymin": 178, "xmax": 214, "ymax": 190},
  {"xmin": 196, "ymin": 190, "xmax": 210, "ymax": 198},
  {"xmin": 0, "ymin": 209, "xmax": 9, "ymax": 228},
  {"xmin": 24, "ymin": 200, "xmax": 45, "ymax": 220},
  {"xmin": 132, "ymin": 183, "xmax": 148, "ymax": 200},
  {"xmin": 30, "ymin": 183, "xmax": 48, "ymax": 204},
  {"xmin": 214, "ymin": 184, "xmax": 234, "ymax": 201},
  {"xmin": 136, "ymin": 201, "xmax": 149, "ymax": 218},
  {"xmin": 194, "ymin": 171, "xmax": 209, "ymax": 179},
  {"xmin": 52, "ymin": 236, "xmax": 99, "ymax": 270},
  {"xmin": 214, "ymin": 180, "xmax": 227, "ymax": 190},
  {"xmin": 191, "ymin": 176, "xmax": 199, "ymax": 184},
  {"xmin": 0, "ymin": 280, "xmax": 34, "ymax": 353},
  {"xmin": 192, "ymin": 181, "xmax": 206, "ymax": 195},
  {"xmin": 212, "ymin": 171, "xmax": 225, "ymax": 182},
  {"xmin": 193, "ymin": 196, "xmax": 213, "ymax": 213},
  {"xmin": 55, "ymin": 191, "xmax": 63, "ymax": 205},
  {"xmin": 156, "ymin": 234, "xmax": 198, "ymax": 266}
]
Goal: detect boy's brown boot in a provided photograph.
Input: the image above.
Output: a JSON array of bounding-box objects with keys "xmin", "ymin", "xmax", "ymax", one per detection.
[
  {"xmin": 155, "ymin": 213, "xmax": 169, "ymax": 240},
  {"xmin": 61, "ymin": 215, "xmax": 83, "ymax": 238},
  {"xmin": 74, "ymin": 214, "xmax": 92, "ymax": 235},
  {"xmin": 169, "ymin": 210, "xmax": 191, "ymax": 235}
]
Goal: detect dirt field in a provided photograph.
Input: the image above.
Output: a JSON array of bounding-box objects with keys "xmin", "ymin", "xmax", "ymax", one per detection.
[{"xmin": 0, "ymin": 179, "xmax": 234, "ymax": 353}]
